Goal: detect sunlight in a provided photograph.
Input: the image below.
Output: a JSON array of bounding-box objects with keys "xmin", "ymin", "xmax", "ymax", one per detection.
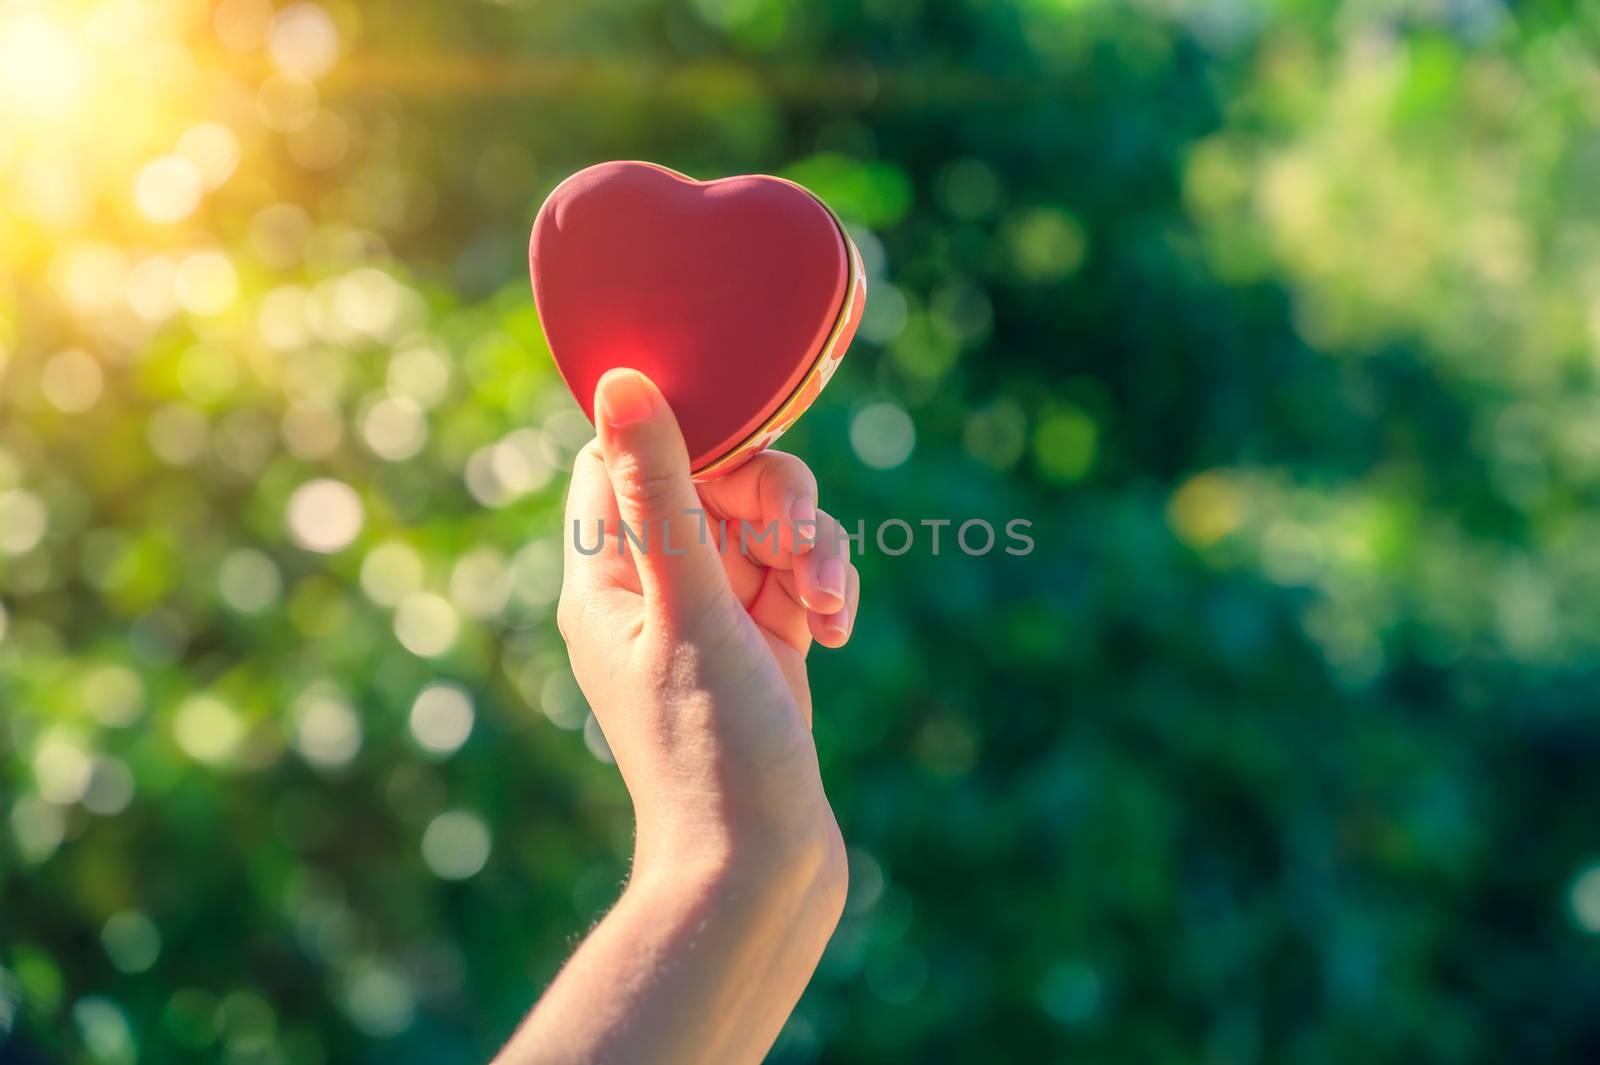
[
  {"xmin": 0, "ymin": 0, "xmax": 209, "ymax": 264},
  {"xmin": 0, "ymin": 10, "xmax": 92, "ymax": 121}
]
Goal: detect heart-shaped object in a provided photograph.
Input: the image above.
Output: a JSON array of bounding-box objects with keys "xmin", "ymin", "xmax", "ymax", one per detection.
[{"xmin": 529, "ymin": 160, "xmax": 865, "ymax": 478}]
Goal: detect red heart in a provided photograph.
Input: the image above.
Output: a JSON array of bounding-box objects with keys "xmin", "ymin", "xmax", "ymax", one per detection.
[{"xmin": 529, "ymin": 161, "xmax": 864, "ymax": 477}]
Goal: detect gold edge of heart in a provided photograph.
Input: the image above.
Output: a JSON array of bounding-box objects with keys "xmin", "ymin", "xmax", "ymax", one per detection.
[{"xmin": 692, "ymin": 193, "xmax": 863, "ymax": 480}]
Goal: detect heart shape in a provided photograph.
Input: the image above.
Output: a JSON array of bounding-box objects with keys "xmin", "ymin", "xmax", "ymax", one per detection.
[{"xmin": 529, "ymin": 161, "xmax": 865, "ymax": 477}]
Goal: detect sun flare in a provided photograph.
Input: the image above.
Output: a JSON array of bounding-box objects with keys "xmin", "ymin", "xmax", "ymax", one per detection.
[{"xmin": 0, "ymin": 11, "xmax": 92, "ymax": 118}]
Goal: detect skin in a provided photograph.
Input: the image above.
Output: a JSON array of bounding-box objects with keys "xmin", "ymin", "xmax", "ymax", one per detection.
[{"xmin": 493, "ymin": 368, "xmax": 860, "ymax": 1065}]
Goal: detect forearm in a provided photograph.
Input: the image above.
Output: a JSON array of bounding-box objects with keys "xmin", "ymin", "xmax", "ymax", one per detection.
[
  {"xmin": 496, "ymin": 829, "xmax": 847, "ymax": 1065},
  {"xmin": 518, "ymin": 371, "xmax": 859, "ymax": 1064}
]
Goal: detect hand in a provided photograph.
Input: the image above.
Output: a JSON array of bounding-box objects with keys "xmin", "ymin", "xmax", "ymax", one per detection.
[
  {"xmin": 497, "ymin": 368, "xmax": 857, "ymax": 1065},
  {"xmin": 557, "ymin": 367, "xmax": 858, "ymax": 873}
]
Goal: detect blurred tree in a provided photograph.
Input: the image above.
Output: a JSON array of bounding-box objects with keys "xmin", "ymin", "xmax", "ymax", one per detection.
[{"xmin": 4, "ymin": 0, "xmax": 1600, "ymax": 1062}]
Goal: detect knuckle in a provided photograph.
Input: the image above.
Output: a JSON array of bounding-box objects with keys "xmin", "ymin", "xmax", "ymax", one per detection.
[
  {"xmin": 575, "ymin": 439, "xmax": 603, "ymax": 469},
  {"xmin": 766, "ymin": 451, "xmax": 817, "ymax": 500},
  {"xmin": 795, "ymin": 459, "xmax": 821, "ymax": 500},
  {"xmin": 613, "ymin": 456, "xmax": 681, "ymax": 514},
  {"xmin": 570, "ymin": 440, "xmax": 604, "ymax": 481},
  {"xmin": 555, "ymin": 592, "xmax": 581, "ymax": 643},
  {"xmin": 564, "ymin": 442, "xmax": 609, "ymax": 512}
]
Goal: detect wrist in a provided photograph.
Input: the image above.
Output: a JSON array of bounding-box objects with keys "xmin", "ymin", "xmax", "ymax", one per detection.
[{"xmin": 630, "ymin": 802, "xmax": 848, "ymax": 923}]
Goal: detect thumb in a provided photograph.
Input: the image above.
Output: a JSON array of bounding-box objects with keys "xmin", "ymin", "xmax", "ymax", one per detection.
[{"xmin": 593, "ymin": 367, "xmax": 730, "ymax": 619}]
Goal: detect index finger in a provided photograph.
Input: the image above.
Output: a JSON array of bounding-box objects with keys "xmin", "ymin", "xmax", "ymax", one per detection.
[
  {"xmin": 562, "ymin": 439, "xmax": 635, "ymax": 593},
  {"xmin": 694, "ymin": 450, "xmax": 820, "ymax": 569}
]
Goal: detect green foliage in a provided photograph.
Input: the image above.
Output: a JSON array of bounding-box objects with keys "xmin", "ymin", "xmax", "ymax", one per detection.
[{"xmin": 4, "ymin": 0, "xmax": 1600, "ymax": 1062}]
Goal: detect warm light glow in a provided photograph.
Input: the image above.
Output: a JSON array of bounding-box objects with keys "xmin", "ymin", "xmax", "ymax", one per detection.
[
  {"xmin": 269, "ymin": 2, "xmax": 341, "ymax": 80},
  {"xmin": 174, "ymin": 250, "xmax": 240, "ymax": 315},
  {"xmin": 0, "ymin": 0, "xmax": 223, "ymax": 277},
  {"xmin": 176, "ymin": 123, "xmax": 241, "ymax": 190},
  {"xmin": 287, "ymin": 479, "xmax": 365, "ymax": 554},
  {"xmin": 0, "ymin": 12, "xmax": 91, "ymax": 120},
  {"xmin": 133, "ymin": 156, "xmax": 203, "ymax": 224}
]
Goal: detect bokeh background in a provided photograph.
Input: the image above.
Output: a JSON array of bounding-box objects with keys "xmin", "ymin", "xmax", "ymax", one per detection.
[{"xmin": 4, "ymin": 0, "xmax": 1600, "ymax": 1061}]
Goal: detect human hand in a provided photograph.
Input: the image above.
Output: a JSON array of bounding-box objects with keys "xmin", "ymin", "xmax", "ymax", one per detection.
[
  {"xmin": 558, "ymin": 367, "xmax": 858, "ymax": 881},
  {"xmin": 494, "ymin": 368, "xmax": 859, "ymax": 1065}
]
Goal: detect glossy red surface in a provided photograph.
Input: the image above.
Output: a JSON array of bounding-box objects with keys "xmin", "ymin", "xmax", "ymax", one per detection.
[{"xmin": 530, "ymin": 161, "xmax": 851, "ymax": 471}]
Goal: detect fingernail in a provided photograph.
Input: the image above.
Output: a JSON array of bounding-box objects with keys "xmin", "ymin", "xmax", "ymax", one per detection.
[
  {"xmin": 816, "ymin": 558, "xmax": 845, "ymax": 601},
  {"xmin": 790, "ymin": 495, "xmax": 817, "ymax": 552},
  {"xmin": 596, "ymin": 369, "xmax": 657, "ymax": 430}
]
